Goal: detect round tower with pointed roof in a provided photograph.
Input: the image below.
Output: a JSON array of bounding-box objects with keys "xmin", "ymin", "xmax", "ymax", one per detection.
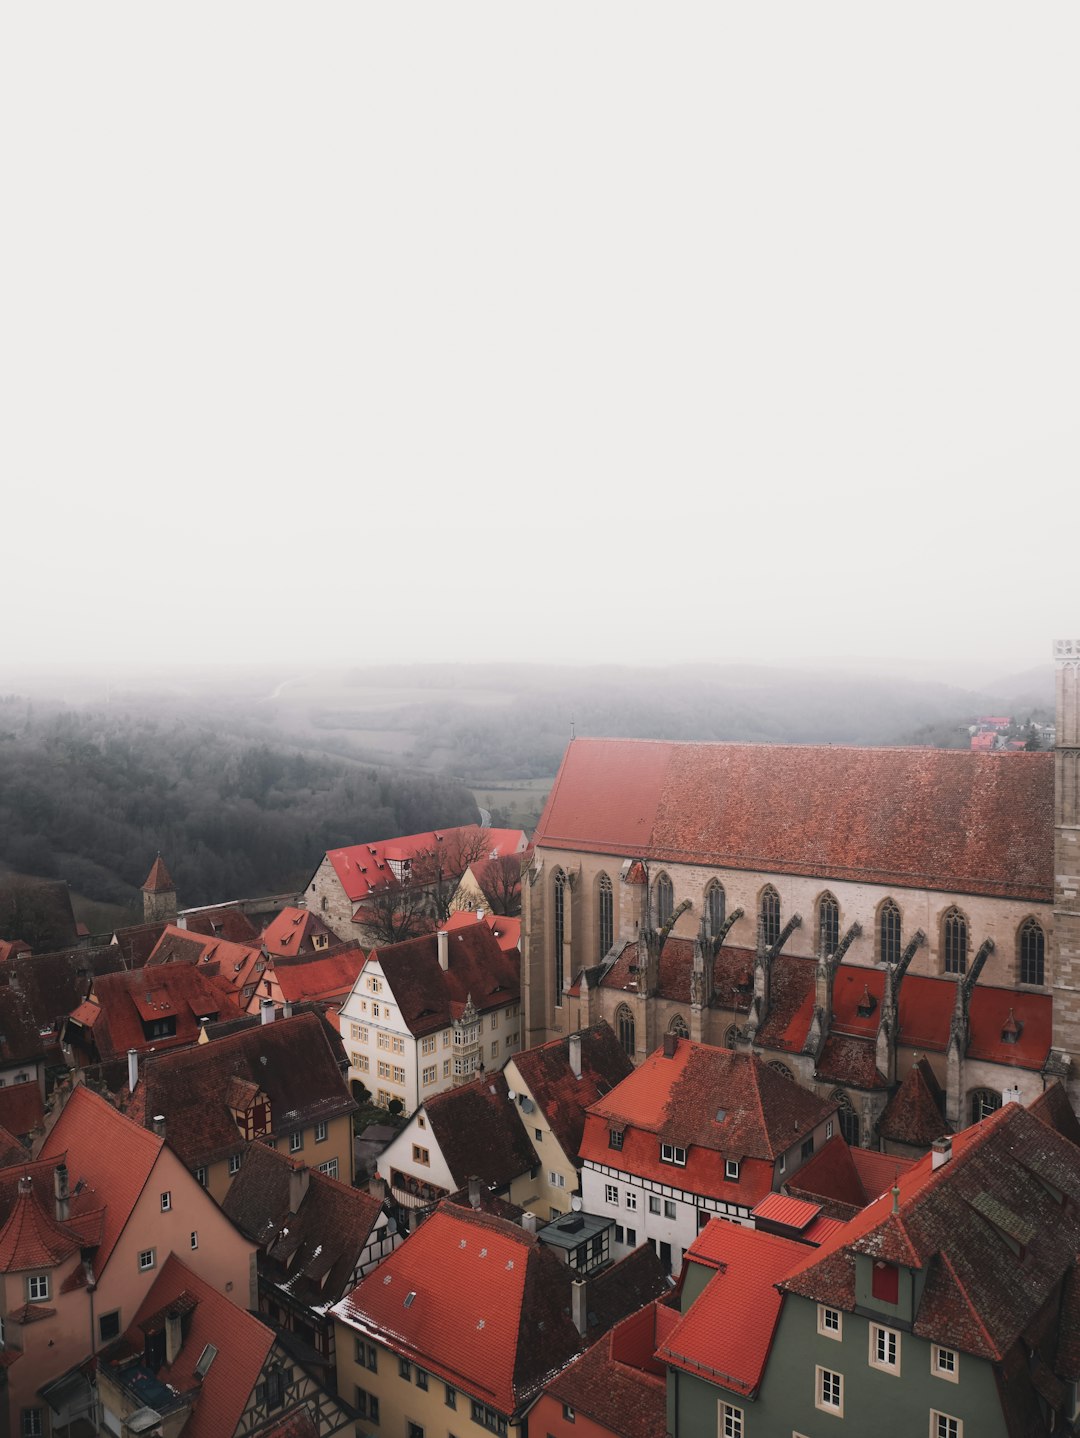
[{"xmin": 142, "ymin": 855, "xmax": 177, "ymax": 925}]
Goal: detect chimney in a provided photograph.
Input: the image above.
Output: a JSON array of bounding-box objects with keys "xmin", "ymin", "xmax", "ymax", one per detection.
[
  {"xmin": 437, "ymin": 931, "xmax": 449, "ymax": 971},
  {"xmin": 1003, "ymin": 1084, "xmax": 1022, "ymax": 1106},
  {"xmin": 260, "ymin": 998, "xmax": 275, "ymax": 1025},
  {"xmin": 165, "ymin": 1305, "xmax": 184, "ymax": 1366},
  {"xmin": 521, "ymin": 1211, "xmax": 537, "ymax": 1233},
  {"xmin": 17, "ymin": 1175, "xmax": 31, "ymax": 1198},
  {"xmin": 288, "ymin": 1163, "xmax": 310, "ymax": 1214},
  {"xmin": 476, "ymin": 907, "xmax": 485, "ymax": 924},
  {"xmin": 568, "ymin": 1032, "xmax": 582, "ymax": 1080},
  {"xmin": 663, "ymin": 1031, "xmax": 678, "ymax": 1058},
  {"xmin": 931, "ymin": 1137, "xmax": 952, "ymax": 1171},
  {"xmin": 571, "ymin": 1277, "xmax": 588, "ymax": 1337},
  {"xmin": 282, "ymin": 1000, "xmax": 293, "ymax": 1019},
  {"xmin": 152, "ymin": 1114, "xmax": 166, "ymax": 1139},
  {"xmin": 127, "ymin": 1048, "xmax": 139, "ymax": 1093},
  {"xmin": 466, "ymin": 1174, "xmax": 483, "ymax": 1209},
  {"xmin": 54, "ymin": 1162, "xmax": 70, "ymax": 1222}
]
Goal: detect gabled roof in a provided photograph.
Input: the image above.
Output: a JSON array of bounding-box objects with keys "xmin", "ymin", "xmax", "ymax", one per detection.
[
  {"xmin": 111, "ymin": 922, "xmax": 169, "ymax": 968},
  {"xmin": 263, "ymin": 949, "xmax": 366, "ymax": 1006},
  {"xmin": 68, "ymin": 963, "xmax": 238, "ymax": 1061},
  {"xmin": 109, "ymin": 1254, "xmax": 274, "ymax": 1438},
  {"xmin": 658, "ymin": 1221, "xmax": 809, "ymax": 1397},
  {"xmin": 785, "ymin": 1133, "xmax": 917, "ymax": 1218},
  {"xmin": 260, "ymin": 907, "xmax": 340, "ymax": 958},
  {"xmin": 369, "ymin": 924, "xmax": 520, "ymax": 1036},
  {"xmin": 584, "ymin": 1039, "xmax": 835, "ymax": 1163},
  {"xmin": 445, "ymin": 909, "xmax": 522, "ymax": 954},
  {"xmin": 781, "ymin": 1103, "xmax": 1080, "ymax": 1363},
  {"xmin": 222, "ymin": 1142, "xmax": 383, "ymax": 1308},
  {"xmin": 182, "ymin": 906, "xmax": 260, "ymax": 944},
  {"xmin": 0, "ymin": 879, "xmax": 80, "ymax": 950},
  {"xmin": 324, "ymin": 827, "xmax": 528, "ymax": 904},
  {"xmin": 534, "ymin": 737, "xmax": 1053, "ymax": 901},
  {"xmin": 509, "ymin": 1023, "xmax": 633, "ymax": 1162},
  {"xmin": 542, "ymin": 1300, "xmax": 675, "ymax": 1438},
  {"xmin": 1028, "ymin": 1082, "xmax": 1080, "ymax": 1147},
  {"xmin": 0, "ymin": 1171, "xmax": 92, "ymax": 1272},
  {"xmin": 0, "ymin": 1082, "xmax": 45, "ymax": 1143},
  {"xmin": 1, "ymin": 944, "xmax": 125, "ymax": 1032},
  {"xmin": 878, "ymin": 1059, "xmax": 949, "ymax": 1148},
  {"xmin": 420, "ymin": 1072, "xmax": 536, "ymax": 1190},
  {"xmin": 146, "ymin": 924, "xmax": 264, "ymax": 995},
  {"xmin": 142, "ymin": 856, "xmax": 175, "ymax": 893},
  {"xmin": 39, "ymin": 1084, "xmax": 162, "ymax": 1274},
  {"xmin": 126, "ymin": 1013, "xmax": 356, "ymax": 1170}
]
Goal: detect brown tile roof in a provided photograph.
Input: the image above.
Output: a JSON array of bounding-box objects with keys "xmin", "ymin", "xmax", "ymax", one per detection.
[
  {"xmin": 543, "ymin": 1300, "xmax": 674, "ymax": 1438},
  {"xmin": 146, "ymin": 924, "xmax": 264, "ymax": 995},
  {"xmin": 509, "ymin": 1022, "xmax": 633, "ymax": 1162},
  {"xmin": 126, "ymin": 1012, "xmax": 356, "ymax": 1170},
  {"xmin": 1028, "ymin": 1082, "xmax": 1080, "ymax": 1148},
  {"xmin": 0, "ymin": 1124, "xmax": 28, "ymax": 1168},
  {"xmin": 756, "ymin": 956, "xmax": 816, "ymax": 1051},
  {"xmin": 183, "ymin": 906, "xmax": 260, "ymax": 944},
  {"xmin": 371, "ymin": 924, "xmax": 519, "ymax": 1037},
  {"xmin": 266, "ymin": 949, "xmax": 366, "ymax": 1005},
  {"xmin": 878, "ymin": 1059, "xmax": 949, "ymax": 1148},
  {"xmin": 222, "ymin": 1142, "xmax": 383, "ymax": 1309},
  {"xmin": 816, "ymin": 1035, "xmax": 888, "ymax": 1090},
  {"xmin": 2, "ymin": 944, "xmax": 125, "ymax": 1035},
  {"xmin": 67, "ymin": 963, "xmax": 239, "ymax": 1062},
  {"xmin": 583, "ymin": 1242, "xmax": 668, "ymax": 1338},
  {"xmin": 0, "ymin": 879, "xmax": 80, "ymax": 950},
  {"xmin": 0, "ymin": 986, "xmax": 47, "ymax": 1068},
  {"xmin": 785, "ymin": 1134, "xmax": 917, "ymax": 1218},
  {"xmin": 0, "ymin": 1083, "xmax": 45, "ymax": 1143},
  {"xmin": 421, "ymin": 1072, "xmax": 536, "ymax": 1190},
  {"xmin": 110, "ymin": 923, "xmax": 169, "ymax": 968},
  {"xmin": 141, "ymin": 856, "xmax": 174, "ymax": 893},
  {"xmin": 535, "ymin": 738, "xmax": 1053, "ymax": 901},
  {"xmin": 782, "ymin": 1104, "xmax": 1080, "ymax": 1364}
]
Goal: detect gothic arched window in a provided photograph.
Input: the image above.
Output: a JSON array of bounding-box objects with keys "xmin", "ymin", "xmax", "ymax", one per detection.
[
  {"xmin": 942, "ymin": 907, "xmax": 968, "ymax": 976},
  {"xmin": 597, "ymin": 872, "xmax": 614, "ymax": 959},
  {"xmin": 654, "ymin": 873, "xmax": 674, "ymax": 929},
  {"xmin": 1019, "ymin": 917, "xmax": 1045, "ymax": 986},
  {"xmin": 970, "ymin": 1088, "xmax": 1002, "ymax": 1125},
  {"xmin": 831, "ymin": 1089, "xmax": 860, "ymax": 1147},
  {"xmin": 705, "ymin": 882, "xmax": 726, "ymax": 938},
  {"xmin": 769, "ymin": 1060, "xmax": 794, "ymax": 1082},
  {"xmin": 723, "ymin": 1024, "xmax": 738, "ymax": 1050},
  {"xmin": 616, "ymin": 1003, "xmax": 636, "ymax": 1058},
  {"xmin": 553, "ymin": 869, "xmax": 566, "ymax": 996},
  {"xmin": 668, "ymin": 1014, "xmax": 689, "ymax": 1038},
  {"xmin": 818, "ymin": 892, "xmax": 840, "ymax": 957},
  {"xmin": 878, "ymin": 899, "xmax": 901, "ymax": 966},
  {"xmin": 759, "ymin": 885, "xmax": 781, "ymax": 949}
]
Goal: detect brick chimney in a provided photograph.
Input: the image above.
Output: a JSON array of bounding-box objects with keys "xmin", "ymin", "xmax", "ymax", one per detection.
[
  {"xmin": 931, "ymin": 1137, "xmax": 952, "ymax": 1171},
  {"xmin": 663, "ymin": 1031, "xmax": 678, "ymax": 1058}
]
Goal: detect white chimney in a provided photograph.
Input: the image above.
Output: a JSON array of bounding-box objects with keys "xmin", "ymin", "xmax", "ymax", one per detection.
[
  {"xmin": 437, "ymin": 931, "xmax": 449, "ymax": 971},
  {"xmin": 521, "ymin": 1211, "xmax": 538, "ymax": 1233},
  {"xmin": 54, "ymin": 1162, "xmax": 70, "ymax": 1222},
  {"xmin": 571, "ymin": 1277, "xmax": 588, "ymax": 1337},
  {"xmin": 1003, "ymin": 1084, "xmax": 1022, "ymax": 1106},
  {"xmin": 127, "ymin": 1047, "xmax": 139, "ymax": 1092},
  {"xmin": 260, "ymin": 998, "xmax": 275, "ymax": 1025},
  {"xmin": 568, "ymin": 1033, "xmax": 582, "ymax": 1080},
  {"xmin": 476, "ymin": 908, "xmax": 485, "ymax": 924},
  {"xmin": 468, "ymin": 1175, "xmax": 481, "ymax": 1209},
  {"xmin": 282, "ymin": 1000, "xmax": 293, "ymax": 1019},
  {"xmin": 931, "ymin": 1137, "xmax": 952, "ymax": 1171}
]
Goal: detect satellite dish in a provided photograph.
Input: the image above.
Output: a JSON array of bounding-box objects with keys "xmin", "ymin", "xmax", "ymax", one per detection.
[
  {"xmin": 570, "ymin": 1196, "xmax": 583, "ymax": 1212},
  {"xmin": 506, "ymin": 1089, "xmax": 517, "ymax": 1102},
  {"xmin": 520, "ymin": 1096, "xmax": 535, "ymax": 1114}
]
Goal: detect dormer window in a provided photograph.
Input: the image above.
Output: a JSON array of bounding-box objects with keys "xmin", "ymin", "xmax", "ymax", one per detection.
[
  {"xmin": 661, "ymin": 1143, "xmax": 687, "ymax": 1167},
  {"xmin": 725, "ymin": 1159, "xmax": 740, "ymax": 1182},
  {"xmin": 856, "ymin": 987, "xmax": 877, "ymax": 1019},
  {"xmin": 313, "ymin": 934, "xmax": 329, "ymax": 951},
  {"xmin": 1001, "ymin": 1009, "xmax": 1022, "ymax": 1044},
  {"xmin": 871, "ymin": 1260, "xmax": 899, "ymax": 1305},
  {"xmin": 609, "ymin": 1128, "xmax": 624, "ymax": 1151}
]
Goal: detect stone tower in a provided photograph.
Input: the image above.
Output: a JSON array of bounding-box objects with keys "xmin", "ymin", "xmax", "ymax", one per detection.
[
  {"xmin": 1052, "ymin": 640, "xmax": 1080, "ymax": 1102},
  {"xmin": 142, "ymin": 855, "xmax": 177, "ymax": 925}
]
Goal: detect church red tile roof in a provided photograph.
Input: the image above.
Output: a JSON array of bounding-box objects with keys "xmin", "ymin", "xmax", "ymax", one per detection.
[
  {"xmin": 509, "ymin": 1022, "xmax": 633, "ymax": 1163},
  {"xmin": 370, "ymin": 924, "xmax": 519, "ymax": 1037},
  {"xmin": 781, "ymin": 1103, "xmax": 1080, "ymax": 1364},
  {"xmin": 535, "ymin": 738, "xmax": 1053, "ymax": 901},
  {"xmin": 816, "ymin": 1035, "xmax": 888, "ymax": 1090},
  {"xmin": 1028, "ymin": 1081, "xmax": 1080, "ymax": 1147},
  {"xmin": 756, "ymin": 957, "xmax": 816, "ymax": 1051},
  {"xmin": 141, "ymin": 856, "xmax": 174, "ymax": 893},
  {"xmin": 658, "ymin": 1220, "xmax": 809, "ymax": 1396}
]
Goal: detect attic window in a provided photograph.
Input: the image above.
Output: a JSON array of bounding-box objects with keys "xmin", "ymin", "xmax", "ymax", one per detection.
[
  {"xmin": 1001, "ymin": 1009, "xmax": 1022, "ymax": 1044},
  {"xmin": 404, "ymin": 1291, "xmax": 417, "ymax": 1308},
  {"xmin": 856, "ymin": 987, "xmax": 877, "ymax": 1019},
  {"xmin": 661, "ymin": 1144, "xmax": 687, "ymax": 1167}
]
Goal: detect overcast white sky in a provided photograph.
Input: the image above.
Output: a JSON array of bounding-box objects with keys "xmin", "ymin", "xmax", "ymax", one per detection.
[{"xmin": 2, "ymin": 4, "xmax": 1076, "ymax": 679}]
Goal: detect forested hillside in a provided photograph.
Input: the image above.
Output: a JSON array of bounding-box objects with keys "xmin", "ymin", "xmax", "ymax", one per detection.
[{"xmin": 0, "ymin": 697, "xmax": 479, "ymax": 911}]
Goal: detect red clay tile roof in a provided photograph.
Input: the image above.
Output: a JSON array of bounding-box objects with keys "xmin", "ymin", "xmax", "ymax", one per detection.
[
  {"xmin": 70, "ymin": 963, "xmax": 240, "ymax": 1062},
  {"xmin": 146, "ymin": 924, "xmax": 264, "ymax": 995},
  {"xmin": 117, "ymin": 1254, "xmax": 274, "ymax": 1438},
  {"xmin": 1028, "ymin": 1082, "xmax": 1080, "ymax": 1148},
  {"xmin": 0, "ymin": 1173, "xmax": 90, "ymax": 1272},
  {"xmin": 110, "ymin": 922, "xmax": 169, "ymax": 968},
  {"xmin": 0, "ymin": 1123, "xmax": 28, "ymax": 1167},
  {"xmin": 535, "ymin": 738, "xmax": 1053, "ymax": 901},
  {"xmin": 757, "ymin": 956, "xmax": 816, "ymax": 1051},
  {"xmin": 126, "ymin": 1012, "xmax": 356, "ymax": 1170},
  {"xmin": 751, "ymin": 1192, "xmax": 824, "ymax": 1232},
  {"xmin": 0, "ymin": 941, "xmax": 31, "ymax": 963},
  {"xmin": 659, "ymin": 1220, "xmax": 809, "ymax": 1396},
  {"xmin": 816, "ymin": 1035, "xmax": 888, "ymax": 1090},
  {"xmin": 263, "ymin": 950, "xmax": 366, "ymax": 1006},
  {"xmin": 445, "ymin": 909, "xmax": 522, "ymax": 954},
  {"xmin": 142, "ymin": 857, "xmax": 174, "ymax": 893},
  {"xmin": 370, "ymin": 924, "xmax": 519, "ymax": 1037},
  {"xmin": 2, "ymin": 944, "xmax": 125, "ymax": 1033},
  {"xmin": 325, "ymin": 827, "xmax": 528, "ymax": 905},
  {"xmin": 509, "ymin": 1022, "xmax": 633, "ymax": 1163},
  {"xmin": 878, "ymin": 1059, "xmax": 948, "ymax": 1148},
  {"xmin": 542, "ymin": 1301, "xmax": 674, "ymax": 1438},
  {"xmin": 182, "ymin": 906, "xmax": 260, "ymax": 944},
  {"xmin": 39, "ymin": 1084, "xmax": 161, "ymax": 1275},
  {"xmin": 260, "ymin": 907, "xmax": 340, "ymax": 958},
  {"xmin": 782, "ymin": 1104, "xmax": 1080, "ymax": 1363},
  {"xmin": 786, "ymin": 1134, "xmax": 916, "ymax": 1217},
  {"xmin": 421, "ymin": 1072, "xmax": 536, "ymax": 1190},
  {"xmin": 894, "ymin": 974, "xmax": 1052, "ymax": 1071},
  {"xmin": 0, "ymin": 1084, "xmax": 44, "ymax": 1143}
]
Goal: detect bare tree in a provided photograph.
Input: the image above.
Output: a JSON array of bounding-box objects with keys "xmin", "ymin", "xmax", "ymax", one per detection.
[
  {"xmin": 356, "ymin": 878, "xmax": 434, "ymax": 947},
  {"xmin": 475, "ymin": 851, "xmax": 527, "ymax": 917},
  {"xmin": 411, "ymin": 825, "xmax": 494, "ymax": 924}
]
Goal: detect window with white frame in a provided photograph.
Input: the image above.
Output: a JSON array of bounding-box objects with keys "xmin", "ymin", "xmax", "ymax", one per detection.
[
  {"xmin": 228, "ymin": 1153, "xmax": 242, "ymax": 1175},
  {"xmin": 817, "ymin": 1306, "xmax": 842, "ymax": 1339},
  {"xmin": 931, "ymin": 1414, "xmax": 961, "ymax": 1438},
  {"xmin": 932, "ymin": 1346, "xmax": 958, "ymax": 1382},
  {"xmin": 869, "ymin": 1324, "xmax": 900, "ymax": 1374},
  {"xmin": 816, "ymin": 1366, "xmax": 843, "ymax": 1415},
  {"xmin": 317, "ymin": 1159, "xmax": 339, "ymax": 1178},
  {"xmin": 290, "ymin": 1131, "xmax": 303, "ymax": 1152},
  {"xmin": 138, "ymin": 1249, "xmax": 156, "ymax": 1272},
  {"xmin": 315, "ymin": 1121, "xmax": 328, "ymax": 1142},
  {"xmin": 605, "ymin": 1184, "xmax": 619, "ymax": 1205},
  {"xmin": 160, "ymin": 1191, "xmax": 171, "ymax": 1212},
  {"xmin": 422, "ymin": 1065, "xmax": 437, "ymax": 1085},
  {"xmin": 195, "ymin": 1166, "xmax": 208, "ymax": 1187},
  {"xmin": 421, "ymin": 1035, "xmax": 436, "ymax": 1054},
  {"xmin": 625, "ymin": 1191, "xmax": 637, "ymax": 1210},
  {"xmin": 26, "ymin": 1274, "xmax": 49, "ymax": 1302},
  {"xmin": 190, "ymin": 1231, "xmax": 198, "ymax": 1249},
  {"xmin": 720, "ymin": 1403, "xmax": 743, "ymax": 1438},
  {"xmin": 21, "ymin": 1409, "xmax": 43, "ymax": 1438},
  {"xmin": 725, "ymin": 1159, "xmax": 740, "ymax": 1181},
  {"xmin": 661, "ymin": 1143, "xmax": 687, "ymax": 1166}
]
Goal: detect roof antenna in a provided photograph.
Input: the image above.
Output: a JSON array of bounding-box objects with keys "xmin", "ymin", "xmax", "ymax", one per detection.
[{"xmin": 570, "ymin": 715, "xmax": 576, "ymax": 740}]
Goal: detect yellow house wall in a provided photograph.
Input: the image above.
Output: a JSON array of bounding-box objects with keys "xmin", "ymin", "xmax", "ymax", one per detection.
[{"xmin": 501, "ymin": 1056, "xmax": 578, "ymax": 1221}]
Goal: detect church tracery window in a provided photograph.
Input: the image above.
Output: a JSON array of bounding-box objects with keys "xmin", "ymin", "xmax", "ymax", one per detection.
[
  {"xmin": 705, "ymin": 882, "xmax": 725, "ymax": 938},
  {"xmin": 769, "ymin": 1060, "xmax": 794, "ymax": 1082},
  {"xmin": 759, "ymin": 885, "xmax": 781, "ymax": 949},
  {"xmin": 878, "ymin": 899, "xmax": 901, "ymax": 966},
  {"xmin": 654, "ymin": 873, "xmax": 674, "ymax": 929},
  {"xmin": 553, "ymin": 869, "xmax": 566, "ymax": 996},
  {"xmin": 598, "ymin": 872, "xmax": 613, "ymax": 959},
  {"xmin": 818, "ymin": 892, "xmax": 839, "ymax": 957},
  {"xmin": 970, "ymin": 1087, "xmax": 1001, "ymax": 1124},
  {"xmin": 668, "ymin": 1014, "xmax": 689, "ymax": 1039},
  {"xmin": 942, "ymin": 907, "xmax": 968, "ymax": 976},
  {"xmin": 616, "ymin": 1003, "xmax": 636, "ymax": 1058},
  {"xmin": 1018, "ymin": 917, "xmax": 1045, "ymax": 986},
  {"xmin": 831, "ymin": 1088, "xmax": 860, "ymax": 1147},
  {"xmin": 723, "ymin": 1024, "xmax": 738, "ymax": 1049}
]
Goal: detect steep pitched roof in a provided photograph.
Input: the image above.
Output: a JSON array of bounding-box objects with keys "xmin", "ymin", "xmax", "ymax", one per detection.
[
  {"xmin": 509, "ymin": 1023, "xmax": 633, "ymax": 1162},
  {"xmin": 0, "ymin": 1082, "xmax": 45, "ymax": 1143},
  {"xmin": 445, "ymin": 909, "xmax": 522, "ymax": 954},
  {"xmin": 325, "ymin": 827, "xmax": 528, "ymax": 904},
  {"xmin": 68, "ymin": 963, "xmax": 238, "ymax": 1061},
  {"xmin": 0, "ymin": 879, "xmax": 79, "ymax": 950},
  {"xmin": 0, "ymin": 985, "xmax": 48, "ymax": 1068},
  {"xmin": 781, "ymin": 1104, "xmax": 1080, "ymax": 1363},
  {"xmin": 658, "ymin": 1221, "xmax": 809, "ymax": 1397},
  {"xmin": 146, "ymin": 924, "xmax": 264, "ymax": 996},
  {"xmin": 0, "ymin": 1172, "xmax": 91, "ymax": 1272},
  {"xmin": 535, "ymin": 738, "xmax": 1053, "ymax": 901},
  {"xmin": 110, "ymin": 922, "xmax": 169, "ymax": 968},
  {"xmin": 1028, "ymin": 1082, "xmax": 1080, "ymax": 1147},
  {"xmin": 127, "ymin": 1013, "xmax": 356, "ymax": 1170},
  {"xmin": 222, "ymin": 1142, "xmax": 383, "ymax": 1308},
  {"xmin": 109, "ymin": 1254, "xmax": 274, "ymax": 1438},
  {"xmin": 543, "ymin": 1301, "xmax": 674, "ymax": 1438},
  {"xmin": 370, "ymin": 924, "xmax": 519, "ymax": 1036},
  {"xmin": 421, "ymin": 1072, "xmax": 536, "ymax": 1190},
  {"xmin": 142, "ymin": 857, "xmax": 175, "ymax": 893},
  {"xmin": 878, "ymin": 1059, "xmax": 949, "ymax": 1148},
  {"xmin": 785, "ymin": 1133, "xmax": 917, "ymax": 1218},
  {"xmin": 260, "ymin": 907, "xmax": 340, "ymax": 958},
  {"xmin": 263, "ymin": 949, "xmax": 366, "ymax": 1006},
  {"xmin": 2, "ymin": 943, "xmax": 125, "ymax": 1032},
  {"xmin": 39, "ymin": 1084, "xmax": 162, "ymax": 1274},
  {"xmin": 182, "ymin": 906, "xmax": 260, "ymax": 944}
]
